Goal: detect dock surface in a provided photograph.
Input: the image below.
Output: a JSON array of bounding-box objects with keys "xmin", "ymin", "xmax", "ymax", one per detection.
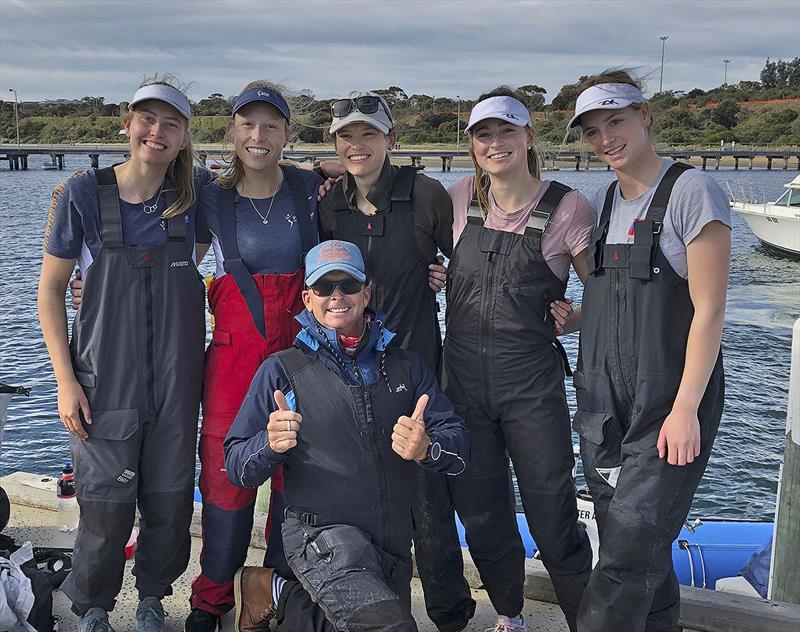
[
  {"xmin": 2, "ymin": 472, "xmax": 569, "ymax": 632},
  {"xmin": 7, "ymin": 471, "xmax": 795, "ymax": 632}
]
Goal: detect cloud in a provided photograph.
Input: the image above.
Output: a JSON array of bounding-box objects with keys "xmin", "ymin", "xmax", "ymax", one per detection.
[{"xmin": 1, "ymin": 0, "xmax": 798, "ymax": 102}]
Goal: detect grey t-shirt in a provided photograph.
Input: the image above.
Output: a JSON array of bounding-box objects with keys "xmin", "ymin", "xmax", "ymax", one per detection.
[{"xmin": 590, "ymin": 160, "xmax": 731, "ymax": 278}]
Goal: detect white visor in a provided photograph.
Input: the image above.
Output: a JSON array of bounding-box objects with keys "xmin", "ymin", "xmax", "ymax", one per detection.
[
  {"xmin": 129, "ymin": 84, "xmax": 191, "ymax": 120},
  {"xmin": 465, "ymin": 96, "xmax": 531, "ymax": 132},
  {"xmin": 567, "ymin": 83, "xmax": 645, "ymax": 129}
]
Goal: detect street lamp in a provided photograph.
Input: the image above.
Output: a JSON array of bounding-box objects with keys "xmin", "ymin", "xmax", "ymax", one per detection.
[
  {"xmin": 8, "ymin": 89, "xmax": 20, "ymax": 150},
  {"xmin": 723, "ymin": 59, "xmax": 732, "ymax": 86},
  {"xmin": 456, "ymin": 95, "xmax": 461, "ymax": 153},
  {"xmin": 659, "ymin": 36, "xmax": 669, "ymax": 93}
]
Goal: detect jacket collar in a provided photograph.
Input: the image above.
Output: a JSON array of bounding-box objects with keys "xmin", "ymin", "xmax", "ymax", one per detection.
[
  {"xmin": 295, "ymin": 308, "xmax": 395, "ymax": 357},
  {"xmin": 342, "ymin": 156, "xmax": 394, "ymax": 213}
]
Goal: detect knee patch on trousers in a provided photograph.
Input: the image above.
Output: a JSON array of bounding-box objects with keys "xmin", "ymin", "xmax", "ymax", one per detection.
[{"xmin": 282, "ymin": 519, "xmax": 412, "ymax": 630}]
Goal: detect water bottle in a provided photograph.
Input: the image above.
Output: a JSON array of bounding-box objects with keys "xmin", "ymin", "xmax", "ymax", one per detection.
[{"xmin": 57, "ymin": 460, "xmax": 79, "ymax": 532}]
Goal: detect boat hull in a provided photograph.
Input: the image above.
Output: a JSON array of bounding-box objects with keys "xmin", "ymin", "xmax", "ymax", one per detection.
[
  {"xmin": 454, "ymin": 507, "xmax": 773, "ymax": 590},
  {"xmin": 733, "ymin": 203, "xmax": 800, "ymax": 257}
]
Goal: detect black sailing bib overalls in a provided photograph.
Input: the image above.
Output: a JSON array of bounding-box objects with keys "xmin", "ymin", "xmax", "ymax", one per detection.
[
  {"xmin": 574, "ymin": 164, "xmax": 724, "ymax": 632},
  {"xmin": 324, "ymin": 167, "xmax": 441, "ymax": 373},
  {"xmin": 441, "ymin": 182, "xmax": 592, "ymax": 631},
  {"xmin": 60, "ymin": 167, "xmax": 205, "ymax": 615}
]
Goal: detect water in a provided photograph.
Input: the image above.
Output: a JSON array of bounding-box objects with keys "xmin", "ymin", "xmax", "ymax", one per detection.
[{"xmin": 1, "ymin": 155, "xmax": 798, "ymax": 521}]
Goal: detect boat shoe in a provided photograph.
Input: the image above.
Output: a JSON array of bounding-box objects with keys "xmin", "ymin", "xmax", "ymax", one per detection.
[
  {"xmin": 78, "ymin": 608, "xmax": 116, "ymax": 632},
  {"xmin": 136, "ymin": 596, "xmax": 167, "ymax": 632}
]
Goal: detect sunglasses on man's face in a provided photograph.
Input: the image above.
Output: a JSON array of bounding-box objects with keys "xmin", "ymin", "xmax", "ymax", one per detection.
[
  {"xmin": 330, "ymin": 96, "xmax": 392, "ymax": 121},
  {"xmin": 309, "ymin": 278, "xmax": 365, "ymax": 297}
]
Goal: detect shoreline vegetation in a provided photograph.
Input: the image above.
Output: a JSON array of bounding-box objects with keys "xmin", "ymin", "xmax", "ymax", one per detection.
[{"xmin": 2, "ymin": 58, "xmax": 798, "ymax": 147}]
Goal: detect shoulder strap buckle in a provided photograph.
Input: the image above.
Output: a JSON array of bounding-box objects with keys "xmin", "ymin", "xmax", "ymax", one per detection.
[{"xmin": 528, "ymin": 180, "xmax": 572, "ymax": 235}]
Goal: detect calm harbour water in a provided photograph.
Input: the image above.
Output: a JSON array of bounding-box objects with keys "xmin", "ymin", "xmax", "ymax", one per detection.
[{"xmin": 0, "ymin": 155, "xmax": 797, "ymax": 521}]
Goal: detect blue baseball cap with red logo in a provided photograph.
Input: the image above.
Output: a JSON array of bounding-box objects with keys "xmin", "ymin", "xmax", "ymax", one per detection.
[{"xmin": 305, "ymin": 240, "xmax": 367, "ymax": 286}]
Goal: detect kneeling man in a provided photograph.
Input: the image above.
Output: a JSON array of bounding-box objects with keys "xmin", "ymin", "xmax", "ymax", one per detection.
[{"xmin": 224, "ymin": 240, "xmax": 470, "ymax": 632}]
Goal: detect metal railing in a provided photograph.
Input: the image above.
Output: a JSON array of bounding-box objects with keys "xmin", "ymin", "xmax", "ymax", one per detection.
[{"xmin": 725, "ymin": 180, "xmax": 768, "ymax": 205}]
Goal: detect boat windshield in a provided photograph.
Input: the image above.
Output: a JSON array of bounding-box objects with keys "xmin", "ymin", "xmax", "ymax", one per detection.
[{"xmin": 775, "ymin": 189, "xmax": 800, "ymax": 207}]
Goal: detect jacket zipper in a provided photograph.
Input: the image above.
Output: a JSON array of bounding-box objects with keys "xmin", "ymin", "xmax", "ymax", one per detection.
[
  {"xmin": 611, "ymin": 269, "xmax": 634, "ymax": 410},
  {"xmin": 479, "ymin": 251, "xmax": 496, "ymax": 404},
  {"xmin": 365, "ymin": 233, "xmax": 382, "ymax": 309},
  {"xmin": 144, "ymin": 267, "xmax": 156, "ymax": 418},
  {"xmin": 350, "ymin": 357, "xmax": 391, "ymax": 545}
]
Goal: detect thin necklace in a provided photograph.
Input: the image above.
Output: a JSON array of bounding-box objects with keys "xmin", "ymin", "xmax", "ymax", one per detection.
[
  {"xmin": 126, "ymin": 176, "xmax": 164, "ymax": 214},
  {"xmin": 242, "ymin": 175, "xmax": 282, "ymax": 225}
]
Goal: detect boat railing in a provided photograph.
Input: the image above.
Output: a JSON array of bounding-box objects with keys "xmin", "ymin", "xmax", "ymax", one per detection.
[{"xmin": 725, "ymin": 180, "xmax": 768, "ymax": 205}]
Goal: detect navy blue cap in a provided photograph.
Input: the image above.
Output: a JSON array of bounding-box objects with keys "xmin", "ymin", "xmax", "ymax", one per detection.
[
  {"xmin": 305, "ymin": 240, "xmax": 366, "ymax": 286},
  {"xmin": 232, "ymin": 87, "xmax": 291, "ymax": 121}
]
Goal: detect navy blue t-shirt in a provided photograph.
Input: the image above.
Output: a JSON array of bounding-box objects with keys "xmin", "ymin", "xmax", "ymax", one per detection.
[
  {"xmin": 44, "ymin": 167, "xmax": 213, "ymax": 275},
  {"xmin": 198, "ymin": 168, "xmax": 321, "ymax": 276}
]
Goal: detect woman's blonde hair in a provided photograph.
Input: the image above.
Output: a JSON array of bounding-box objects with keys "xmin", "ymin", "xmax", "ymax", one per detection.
[
  {"xmin": 217, "ymin": 80, "xmax": 291, "ymax": 190},
  {"xmin": 123, "ymin": 73, "xmax": 197, "ymax": 219},
  {"xmin": 468, "ymin": 86, "xmax": 540, "ymax": 217}
]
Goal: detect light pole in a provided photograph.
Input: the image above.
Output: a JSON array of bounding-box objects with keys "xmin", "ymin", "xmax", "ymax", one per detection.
[
  {"xmin": 456, "ymin": 95, "xmax": 461, "ymax": 153},
  {"xmin": 659, "ymin": 36, "xmax": 669, "ymax": 93},
  {"xmin": 723, "ymin": 59, "xmax": 732, "ymax": 86},
  {"xmin": 8, "ymin": 89, "xmax": 20, "ymax": 150}
]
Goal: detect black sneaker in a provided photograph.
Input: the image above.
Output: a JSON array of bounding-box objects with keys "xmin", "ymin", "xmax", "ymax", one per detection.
[{"xmin": 184, "ymin": 608, "xmax": 220, "ymax": 632}]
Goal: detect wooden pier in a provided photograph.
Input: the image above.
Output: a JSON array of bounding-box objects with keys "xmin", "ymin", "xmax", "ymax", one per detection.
[{"xmin": 2, "ymin": 145, "xmax": 799, "ymax": 172}]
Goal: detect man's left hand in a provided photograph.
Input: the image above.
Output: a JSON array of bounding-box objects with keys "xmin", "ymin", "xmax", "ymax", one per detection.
[{"xmin": 392, "ymin": 394, "xmax": 430, "ymax": 461}]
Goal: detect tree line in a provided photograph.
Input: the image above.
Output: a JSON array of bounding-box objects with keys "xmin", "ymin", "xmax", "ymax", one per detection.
[{"xmin": 1, "ymin": 58, "xmax": 798, "ymax": 147}]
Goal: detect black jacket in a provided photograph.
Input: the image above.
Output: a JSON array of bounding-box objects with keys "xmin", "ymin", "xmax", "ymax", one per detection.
[{"xmin": 317, "ymin": 158, "xmax": 453, "ymax": 372}]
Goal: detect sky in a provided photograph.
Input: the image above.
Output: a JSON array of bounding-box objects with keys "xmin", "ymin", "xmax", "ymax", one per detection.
[{"xmin": 1, "ymin": 0, "xmax": 799, "ymax": 105}]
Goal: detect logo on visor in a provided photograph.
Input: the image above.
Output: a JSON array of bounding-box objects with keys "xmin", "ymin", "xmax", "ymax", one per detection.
[
  {"xmin": 503, "ymin": 113, "xmax": 520, "ymax": 120},
  {"xmin": 600, "ymin": 99, "xmax": 618, "ymax": 106},
  {"xmin": 257, "ymin": 91, "xmax": 271, "ymax": 98}
]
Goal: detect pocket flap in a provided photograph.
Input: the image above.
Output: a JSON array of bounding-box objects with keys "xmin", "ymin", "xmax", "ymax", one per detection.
[
  {"xmin": 212, "ymin": 328, "xmax": 231, "ymax": 346},
  {"xmin": 572, "ymin": 410, "xmax": 612, "ymax": 446},
  {"xmin": 74, "ymin": 370, "xmax": 96, "ymax": 388},
  {"xmin": 87, "ymin": 408, "xmax": 139, "ymax": 441}
]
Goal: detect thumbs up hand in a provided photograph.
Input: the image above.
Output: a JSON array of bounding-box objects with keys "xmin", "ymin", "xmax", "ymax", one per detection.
[
  {"xmin": 392, "ymin": 394, "xmax": 431, "ymax": 461},
  {"xmin": 267, "ymin": 389, "xmax": 303, "ymax": 453}
]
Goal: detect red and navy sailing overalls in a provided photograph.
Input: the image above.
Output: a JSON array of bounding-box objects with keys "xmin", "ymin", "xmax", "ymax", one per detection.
[
  {"xmin": 191, "ymin": 166, "xmax": 317, "ymax": 614},
  {"xmin": 574, "ymin": 163, "xmax": 724, "ymax": 632}
]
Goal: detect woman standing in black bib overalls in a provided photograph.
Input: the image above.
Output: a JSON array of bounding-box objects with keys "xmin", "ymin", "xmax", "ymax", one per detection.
[
  {"xmin": 315, "ymin": 92, "xmax": 476, "ymax": 632},
  {"xmin": 38, "ymin": 78, "xmax": 208, "ymax": 632},
  {"xmin": 443, "ymin": 88, "xmax": 596, "ymax": 632},
  {"xmin": 567, "ymin": 71, "xmax": 731, "ymax": 632}
]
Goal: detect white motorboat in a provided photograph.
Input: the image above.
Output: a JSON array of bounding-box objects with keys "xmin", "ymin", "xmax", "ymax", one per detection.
[{"xmin": 728, "ymin": 176, "xmax": 800, "ymax": 256}]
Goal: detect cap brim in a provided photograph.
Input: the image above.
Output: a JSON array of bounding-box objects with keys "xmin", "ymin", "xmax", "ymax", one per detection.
[
  {"xmin": 465, "ymin": 115, "xmax": 529, "ymax": 132},
  {"xmin": 306, "ymin": 263, "xmax": 367, "ymax": 287},
  {"xmin": 129, "ymin": 96, "xmax": 190, "ymax": 120},
  {"xmin": 567, "ymin": 98, "xmax": 637, "ymax": 129},
  {"xmin": 232, "ymin": 96, "xmax": 290, "ymax": 121},
  {"xmin": 329, "ymin": 112, "xmax": 391, "ymax": 135}
]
